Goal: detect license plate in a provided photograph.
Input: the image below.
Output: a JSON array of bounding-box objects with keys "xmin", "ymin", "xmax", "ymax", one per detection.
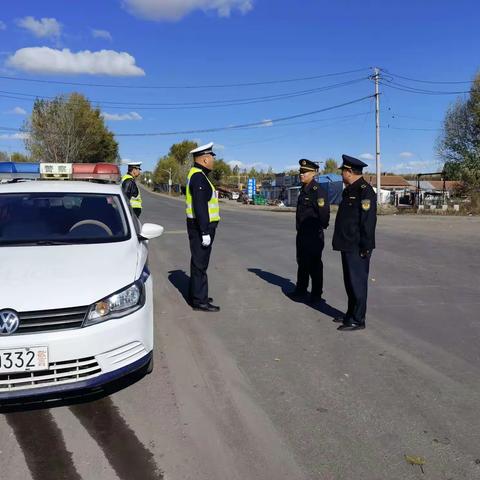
[{"xmin": 0, "ymin": 347, "xmax": 49, "ymax": 374}]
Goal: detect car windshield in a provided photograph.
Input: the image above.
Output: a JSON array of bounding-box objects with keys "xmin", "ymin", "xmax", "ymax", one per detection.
[{"xmin": 0, "ymin": 192, "xmax": 130, "ymax": 246}]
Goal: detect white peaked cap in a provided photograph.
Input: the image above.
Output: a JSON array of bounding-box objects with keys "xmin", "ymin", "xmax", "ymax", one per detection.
[{"xmin": 190, "ymin": 142, "xmax": 215, "ymax": 156}]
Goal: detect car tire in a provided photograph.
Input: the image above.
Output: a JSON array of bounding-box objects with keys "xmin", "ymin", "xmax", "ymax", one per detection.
[{"xmin": 145, "ymin": 356, "xmax": 154, "ymax": 374}]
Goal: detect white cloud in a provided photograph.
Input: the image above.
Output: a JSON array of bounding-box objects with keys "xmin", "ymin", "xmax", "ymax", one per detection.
[
  {"xmin": 8, "ymin": 107, "xmax": 27, "ymax": 115},
  {"xmin": 123, "ymin": 0, "xmax": 253, "ymax": 21},
  {"xmin": 102, "ymin": 111, "xmax": 142, "ymax": 121},
  {"xmin": 0, "ymin": 21, "xmax": 6, "ymax": 31},
  {"xmin": 0, "ymin": 132, "xmax": 29, "ymax": 140},
  {"xmin": 7, "ymin": 47, "xmax": 145, "ymax": 76},
  {"xmin": 283, "ymin": 164, "xmax": 299, "ymax": 171},
  {"xmin": 92, "ymin": 29, "xmax": 113, "ymax": 41},
  {"xmin": 399, "ymin": 151, "xmax": 414, "ymax": 158},
  {"xmin": 17, "ymin": 16, "xmax": 61, "ymax": 38},
  {"xmin": 260, "ymin": 119, "xmax": 273, "ymax": 127},
  {"xmin": 359, "ymin": 153, "xmax": 374, "ymax": 160},
  {"xmin": 391, "ymin": 160, "xmax": 438, "ymax": 173},
  {"xmin": 227, "ymin": 160, "xmax": 269, "ymax": 171}
]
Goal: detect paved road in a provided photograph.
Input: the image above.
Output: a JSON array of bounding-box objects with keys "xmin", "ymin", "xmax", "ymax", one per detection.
[{"xmin": 1, "ymin": 189, "xmax": 480, "ymax": 480}]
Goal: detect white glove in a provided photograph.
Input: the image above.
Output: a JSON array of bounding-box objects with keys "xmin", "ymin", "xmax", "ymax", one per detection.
[{"xmin": 201, "ymin": 234, "xmax": 211, "ymax": 247}]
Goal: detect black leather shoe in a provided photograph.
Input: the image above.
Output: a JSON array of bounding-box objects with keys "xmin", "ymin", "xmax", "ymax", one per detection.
[
  {"xmin": 189, "ymin": 297, "xmax": 213, "ymax": 305},
  {"xmin": 192, "ymin": 303, "xmax": 220, "ymax": 312},
  {"xmin": 333, "ymin": 316, "xmax": 345, "ymax": 323},
  {"xmin": 337, "ymin": 323, "xmax": 365, "ymax": 331},
  {"xmin": 286, "ymin": 289, "xmax": 307, "ymax": 302},
  {"xmin": 309, "ymin": 294, "xmax": 324, "ymax": 304}
]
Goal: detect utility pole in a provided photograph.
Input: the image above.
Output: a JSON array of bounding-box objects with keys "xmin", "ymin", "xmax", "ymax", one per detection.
[{"xmin": 373, "ymin": 67, "xmax": 381, "ymax": 205}]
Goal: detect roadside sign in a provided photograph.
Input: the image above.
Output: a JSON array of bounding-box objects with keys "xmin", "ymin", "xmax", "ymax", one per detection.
[{"xmin": 247, "ymin": 178, "xmax": 256, "ymax": 199}]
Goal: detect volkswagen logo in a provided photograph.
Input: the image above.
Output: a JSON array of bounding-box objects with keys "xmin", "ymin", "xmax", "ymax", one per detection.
[{"xmin": 0, "ymin": 310, "xmax": 20, "ymax": 335}]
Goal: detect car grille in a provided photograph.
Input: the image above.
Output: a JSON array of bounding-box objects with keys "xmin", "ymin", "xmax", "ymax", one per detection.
[
  {"xmin": 0, "ymin": 356, "xmax": 102, "ymax": 393},
  {"xmin": 16, "ymin": 306, "xmax": 89, "ymax": 334}
]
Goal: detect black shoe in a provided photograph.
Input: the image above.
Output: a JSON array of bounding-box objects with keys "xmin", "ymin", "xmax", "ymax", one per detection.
[
  {"xmin": 337, "ymin": 323, "xmax": 365, "ymax": 331},
  {"xmin": 286, "ymin": 289, "xmax": 307, "ymax": 302},
  {"xmin": 192, "ymin": 302, "xmax": 220, "ymax": 312},
  {"xmin": 333, "ymin": 316, "xmax": 345, "ymax": 323},
  {"xmin": 189, "ymin": 297, "xmax": 213, "ymax": 305},
  {"xmin": 309, "ymin": 294, "xmax": 324, "ymax": 304}
]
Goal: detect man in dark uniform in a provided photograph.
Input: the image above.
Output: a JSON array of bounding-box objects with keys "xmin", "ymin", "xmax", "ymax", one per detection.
[
  {"xmin": 288, "ymin": 159, "xmax": 330, "ymax": 304},
  {"xmin": 185, "ymin": 142, "xmax": 221, "ymax": 312},
  {"xmin": 121, "ymin": 162, "xmax": 142, "ymax": 218},
  {"xmin": 333, "ymin": 154, "xmax": 377, "ymax": 331}
]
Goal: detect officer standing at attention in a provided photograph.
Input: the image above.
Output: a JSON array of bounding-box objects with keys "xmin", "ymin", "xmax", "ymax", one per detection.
[
  {"xmin": 121, "ymin": 162, "xmax": 142, "ymax": 218},
  {"xmin": 333, "ymin": 154, "xmax": 377, "ymax": 331},
  {"xmin": 186, "ymin": 142, "xmax": 221, "ymax": 312},
  {"xmin": 288, "ymin": 159, "xmax": 330, "ymax": 304}
]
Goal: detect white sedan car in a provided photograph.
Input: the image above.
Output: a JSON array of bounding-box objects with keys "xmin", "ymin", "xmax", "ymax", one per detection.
[{"xmin": 0, "ymin": 164, "xmax": 163, "ymax": 401}]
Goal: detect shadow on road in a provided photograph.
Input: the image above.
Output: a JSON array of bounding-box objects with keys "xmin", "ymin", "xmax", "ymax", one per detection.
[
  {"xmin": 0, "ymin": 366, "xmax": 149, "ymax": 414},
  {"xmin": 167, "ymin": 269, "xmax": 190, "ymax": 305},
  {"xmin": 247, "ymin": 268, "xmax": 344, "ymax": 320}
]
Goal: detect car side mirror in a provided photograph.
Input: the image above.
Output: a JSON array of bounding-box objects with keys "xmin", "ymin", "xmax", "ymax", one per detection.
[{"xmin": 139, "ymin": 223, "xmax": 164, "ymax": 240}]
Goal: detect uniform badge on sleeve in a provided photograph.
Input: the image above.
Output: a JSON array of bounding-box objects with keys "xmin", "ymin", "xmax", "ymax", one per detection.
[
  {"xmin": 361, "ymin": 199, "xmax": 371, "ymax": 211},
  {"xmin": 318, "ymin": 198, "xmax": 325, "ymax": 207}
]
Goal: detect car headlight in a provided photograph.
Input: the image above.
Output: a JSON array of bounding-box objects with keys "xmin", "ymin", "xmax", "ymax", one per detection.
[{"xmin": 84, "ymin": 281, "xmax": 145, "ymax": 327}]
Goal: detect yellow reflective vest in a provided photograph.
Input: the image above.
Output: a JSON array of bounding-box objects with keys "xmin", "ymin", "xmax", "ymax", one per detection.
[
  {"xmin": 121, "ymin": 174, "xmax": 142, "ymax": 209},
  {"xmin": 185, "ymin": 167, "xmax": 220, "ymax": 222}
]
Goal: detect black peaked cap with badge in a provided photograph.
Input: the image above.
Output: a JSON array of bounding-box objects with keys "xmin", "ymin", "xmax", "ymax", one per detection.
[
  {"xmin": 299, "ymin": 158, "xmax": 319, "ymax": 171},
  {"xmin": 340, "ymin": 154, "xmax": 368, "ymax": 172}
]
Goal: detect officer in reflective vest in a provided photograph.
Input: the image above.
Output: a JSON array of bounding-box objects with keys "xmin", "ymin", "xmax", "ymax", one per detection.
[
  {"xmin": 186, "ymin": 142, "xmax": 221, "ymax": 312},
  {"xmin": 121, "ymin": 162, "xmax": 142, "ymax": 218}
]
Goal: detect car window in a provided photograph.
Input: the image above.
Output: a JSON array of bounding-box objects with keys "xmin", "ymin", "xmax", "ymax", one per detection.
[{"xmin": 0, "ymin": 193, "xmax": 130, "ymax": 245}]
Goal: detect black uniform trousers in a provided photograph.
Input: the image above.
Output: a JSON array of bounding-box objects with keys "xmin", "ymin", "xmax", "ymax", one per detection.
[
  {"xmin": 296, "ymin": 228, "xmax": 324, "ymax": 296},
  {"xmin": 133, "ymin": 208, "xmax": 142, "ymax": 218},
  {"xmin": 341, "ymin": 251, "xmax": 371, "ymax": 325},
  {"xmin": 187, "ymin": 220, "xmax": 217, "ymax": 305}
]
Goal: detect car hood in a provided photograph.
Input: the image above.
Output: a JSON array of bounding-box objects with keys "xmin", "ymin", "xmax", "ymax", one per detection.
[{"xmin": 0, "ymin": 241, "xmax": 139, "ymax": 311}]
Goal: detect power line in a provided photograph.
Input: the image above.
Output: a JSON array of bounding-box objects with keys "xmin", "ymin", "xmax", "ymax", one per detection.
[
  {"xmin": 0, "ymin": 68, "xmax": 371, "ymax": 90},
  {"xmin": 380, "ymin": 79, "xmax": 470, "ymax": 95},
  {"xmin": 112, "ymin": 95, "xmax": 374, "ymax": 136},
  {"xmin": 0, "ymin": 95, "xmax": 374, "ymax": 138},
  {"xmin": 0, "ymin": 78, "xmax": 369, "ymax": 110},
  {"xmin": 228, "ymin": 114, "xmax": 370, "ymax": 147},
  {"xmin": 387, "ymin": 126, "xmax": 440, "ymax": 132},
  {"xmin": 380, "ymin": 69, "xmax": 474, "ymax": 85}
]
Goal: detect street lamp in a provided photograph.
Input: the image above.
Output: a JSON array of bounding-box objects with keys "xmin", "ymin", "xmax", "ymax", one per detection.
[{"xmin": 158, "ymin": 168, "xmax": 172, "ymax": 195}]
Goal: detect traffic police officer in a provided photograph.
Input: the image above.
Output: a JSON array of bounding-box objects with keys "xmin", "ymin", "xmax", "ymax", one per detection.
[
  {"xmin": 121, "ymin": 162, "xmax": 142, "ymax": 218},
  {"xmin": 332, "ymin": 154, "xmax": 377, "ymax": 331},
  {"xmin": 185, "ymin": 142, "xmax": 221, "ymax": 312},
  {"xmin": 289, "ymin": 159, "xmax": 330, "ymax": 303}
]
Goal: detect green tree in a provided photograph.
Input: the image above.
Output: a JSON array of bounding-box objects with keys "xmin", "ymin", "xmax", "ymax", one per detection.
[
  {"xmin": 0, "ymin": 151, "xmax": 9, "ymax": 162},
  {"xmin": 153, "ymin": 155, "xmax": 181, "ymax": 184},
  {"xmin": 211, "ymin": 158, "xmax": 232, "ymax": 185},
  {"xmin": 437, "ymin": 72, "xmax": 480, "ymax": 192},
  {"xmin": 11, "ymin": 152, "xmax": 31, "ymax": 162},
  {"xmin": 25, "ymin": 92, "xmax": 118, "ymax": 163},
  {"xmin": 323, "ymin": 158, "xmax": 338, "ymax": 174},
  {"xmin": 169, "ymin": 140, "xmax": 198, "ymax": 164}
]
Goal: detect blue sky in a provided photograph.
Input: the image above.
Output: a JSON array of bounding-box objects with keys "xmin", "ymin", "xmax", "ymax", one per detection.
[{"xmin": 0, "ymin": 0, "xmax": 479, "ymax": 174}]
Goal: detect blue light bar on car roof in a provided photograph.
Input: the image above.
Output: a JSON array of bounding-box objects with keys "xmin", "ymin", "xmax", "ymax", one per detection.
[{"xmin": 0, "ymin": 162, "xmax": 40, "ymax": 180}]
